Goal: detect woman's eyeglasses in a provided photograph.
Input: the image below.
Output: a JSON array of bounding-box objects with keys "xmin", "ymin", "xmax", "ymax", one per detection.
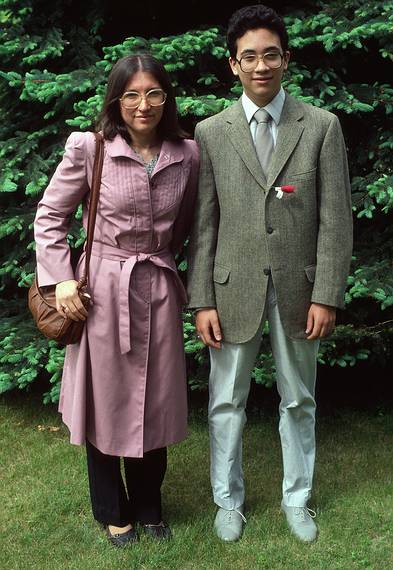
[{"xmin": 119, "ymin": 89, "xmax": 167, "ymax": 109}]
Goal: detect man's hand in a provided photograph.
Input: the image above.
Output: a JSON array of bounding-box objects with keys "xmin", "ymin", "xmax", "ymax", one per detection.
[
  {"xmin": 306, "ymin": 303, "xmax": 336, "ymax": 340},
  {"xmin": 195, "ymin": 309, "xmax": 222, "ymax": 349}
]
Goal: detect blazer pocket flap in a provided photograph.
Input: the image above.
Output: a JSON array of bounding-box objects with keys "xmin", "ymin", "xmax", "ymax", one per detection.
[
  {"xmin": 213, "ymin": 264, "xmax": 230, "ymax": 284},
  {"xmin": 287, "ymin": 167, "xmax": 317, "ymax": 179},
  {"xmin": 304, "ymin": 264, "xmax": 316, "ymax": 283}
]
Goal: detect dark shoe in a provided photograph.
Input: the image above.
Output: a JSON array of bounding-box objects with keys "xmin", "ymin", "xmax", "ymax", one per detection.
[
  {"xmin": 106, "ymin": 526, "xmax": 139, "ymax": 547},
  {"xmin": 142, "ymin": 521, "xmax": 172, "ymax": 540}
]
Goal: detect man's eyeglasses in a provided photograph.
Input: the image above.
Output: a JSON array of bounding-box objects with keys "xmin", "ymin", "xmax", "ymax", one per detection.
[
  {"xmin": 119, "ymin": 88, "xmax": 167, "ymax": 109},
  {"xmin": 235, "ymin": 52, "xmax": 285, "ymax": 73}
]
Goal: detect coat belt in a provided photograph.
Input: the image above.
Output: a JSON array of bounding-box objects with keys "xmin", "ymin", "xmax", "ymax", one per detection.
[{"xmin": 91, "ymin": 243, "xmax": 187, "ymax": 355}]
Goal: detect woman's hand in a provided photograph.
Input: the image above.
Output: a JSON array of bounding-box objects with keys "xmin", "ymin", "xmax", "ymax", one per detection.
[{"xmin": 55, "ymin": 280, "xmax": 89, "ymax": 322}]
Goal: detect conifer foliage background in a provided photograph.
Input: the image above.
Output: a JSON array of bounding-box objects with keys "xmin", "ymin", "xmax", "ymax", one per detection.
[{"xmin": 0, "ymin": 0, "xmax": 392, "ymax": 402}]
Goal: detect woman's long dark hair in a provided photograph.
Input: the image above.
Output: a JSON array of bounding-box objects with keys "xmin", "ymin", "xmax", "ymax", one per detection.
[{"xmin": 97, "ymin": 53, "xmax": 187, "ymax": 142}]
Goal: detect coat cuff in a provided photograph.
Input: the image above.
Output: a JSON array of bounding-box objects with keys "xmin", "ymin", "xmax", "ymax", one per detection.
[{"xmin": 36, "ymin": 264, "xmax": 75, "ymax": 287}]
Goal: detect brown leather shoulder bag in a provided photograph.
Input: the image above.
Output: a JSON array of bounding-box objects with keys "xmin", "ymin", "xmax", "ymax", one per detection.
[{"xmin": 28, "ymin": 131, "xmax": 104, "ymax": 344}]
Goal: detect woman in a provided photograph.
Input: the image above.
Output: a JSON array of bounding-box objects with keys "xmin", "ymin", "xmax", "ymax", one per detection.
[{"xmin": 34, "ymin": 53, "xmax": 199, "ymax": 546}]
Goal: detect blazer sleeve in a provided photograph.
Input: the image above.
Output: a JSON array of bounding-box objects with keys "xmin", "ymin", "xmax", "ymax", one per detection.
[
  {"xmin": 312, "ymin": 114, "xmax": 353, "ymax": 308},
  {"xmin": 34, "ymin": 132, "xmax": 89, "ymax": 287},
  {"xmin": 186, "ymin": 123, "xmax": 220, "ymax": 309},
  {"xmin": 170, "ymin": 139, "xmax": 200, "ymax": 256}
]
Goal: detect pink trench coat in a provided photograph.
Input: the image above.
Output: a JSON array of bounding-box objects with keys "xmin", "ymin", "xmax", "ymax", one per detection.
[{"xmin": 34, "ymin": 132, "xmax": 199, "ymax": 457}]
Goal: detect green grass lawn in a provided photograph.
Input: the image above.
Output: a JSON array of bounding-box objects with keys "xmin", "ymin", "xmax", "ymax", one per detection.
[{"xmin": 1, "ymin": 391, "xmax": 392, "ymax": 570}]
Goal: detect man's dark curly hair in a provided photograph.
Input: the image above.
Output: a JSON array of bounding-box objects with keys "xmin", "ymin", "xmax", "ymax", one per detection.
[{"xmin": 227, "ymin": 4, "xmax": 289, "ymax": 58}]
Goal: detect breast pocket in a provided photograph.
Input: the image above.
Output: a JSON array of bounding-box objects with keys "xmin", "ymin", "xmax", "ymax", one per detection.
[
  {"xmin": 285, "ymin": 167, "xmax": 317, "ymax": 183},
  {"xmin": 287, "ymin": 167, "xmax": 317, "ymax": 178},
  {"xmin": 151, "ymin": 161, "xmax": 191, "ymax": 215},
  {"xmin": 276, "ymin": 168, "xmax": 317, "ymax": 205}
]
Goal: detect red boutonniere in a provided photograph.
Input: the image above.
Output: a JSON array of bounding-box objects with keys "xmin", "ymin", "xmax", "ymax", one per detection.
[{"xmin": 274, "ymin": 185, "xmax": 296, "ymax": 199}]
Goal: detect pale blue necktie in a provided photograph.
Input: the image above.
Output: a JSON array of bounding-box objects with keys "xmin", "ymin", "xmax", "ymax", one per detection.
[{"xmin": 254, "ymin": 108, "xmax": 274, "ymax": 179}]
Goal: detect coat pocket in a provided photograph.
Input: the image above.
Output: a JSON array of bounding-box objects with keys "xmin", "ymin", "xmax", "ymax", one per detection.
[
  {"xmin": 213, "ymin": 264, "xmax": 230, "ymax": 284},
  {"xmin": 304, "ymin": 264, "xmax": 316, "ymax": 283},
  {"xmin": 151, "ymin": 161, "xmax": 190, "ymax": 214},
  {"xmin": 287, "ymin": 167, "xmax": 317, "ymax": 180}
]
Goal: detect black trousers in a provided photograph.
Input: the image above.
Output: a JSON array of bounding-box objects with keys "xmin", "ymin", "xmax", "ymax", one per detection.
[{"xmin": 86, "ymin": 440, "xmax": 167, "ymax": 526}]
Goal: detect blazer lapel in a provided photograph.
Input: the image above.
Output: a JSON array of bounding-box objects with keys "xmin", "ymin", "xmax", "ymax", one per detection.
[
  {"xmin": 225, "ymin": 100, "xmax": 267, "ymax": 189},
  {"xmin": 267, "ymin": 95, "xmax": 305, "ymax": 189},
  {"xmin": 153, "ymin": 140, "xmax": 184, "ymax": 177}
]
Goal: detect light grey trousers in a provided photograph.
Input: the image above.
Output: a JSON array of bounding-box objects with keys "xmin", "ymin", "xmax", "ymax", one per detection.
[{"xmin": 208, "ymin": 278, "xmax": 319, "ymax": 510}]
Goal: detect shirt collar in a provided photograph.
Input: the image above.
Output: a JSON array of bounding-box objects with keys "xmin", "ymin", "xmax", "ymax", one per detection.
[
  {"xmin": 105, "ymin": 133, "xmax": 184, "ymax": 163},
  {"xmin": 242, "ymin": 87, "xmax": 286, "ymax": 126}
]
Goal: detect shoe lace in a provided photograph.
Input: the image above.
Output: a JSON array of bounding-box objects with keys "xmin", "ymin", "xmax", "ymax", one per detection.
[
  {"xmin": 224, "ymin": 508, "xmax": 247, "ymax": 524},
  {"xmin": 294, "ymin": 507, "xmax": 316, "ymax": 522}
]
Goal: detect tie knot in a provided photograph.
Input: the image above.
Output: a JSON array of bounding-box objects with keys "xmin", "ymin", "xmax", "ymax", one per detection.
[{"xmin": 254, "ymin": 108, "xmax": 271, "ymax": 124}]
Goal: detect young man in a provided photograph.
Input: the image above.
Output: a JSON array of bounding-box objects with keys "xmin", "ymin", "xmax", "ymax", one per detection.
[{"xmin": 187, "ymin": 5, "xmax": 352, "ymax": 543}]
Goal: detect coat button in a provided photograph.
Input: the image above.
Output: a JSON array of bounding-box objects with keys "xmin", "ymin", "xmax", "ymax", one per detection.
[
  {"xmin": 263, "ymin": 268, "xmax": 271, "ymax": 276},
  {"xmin": 267, "ymin": 226, "xmax": 274, "ymax": 234}
]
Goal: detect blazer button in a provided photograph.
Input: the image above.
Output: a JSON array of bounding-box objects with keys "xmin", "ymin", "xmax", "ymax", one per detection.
[
  {"xmin": 267, "ymin": 226, "xmax": 274, "ymax": 234},
  {"xmin": 263, "ymin": 268, "xmax": 271, "ymax": 276}
]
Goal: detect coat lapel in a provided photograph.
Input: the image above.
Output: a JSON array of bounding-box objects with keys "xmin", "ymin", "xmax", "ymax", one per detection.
[
  {"xmin": 224, "ymin": 96, "xmax": 305, "ymax": 191},
  {"xmin": 153, "ymin": 139, "xmax": 184, "ymax": 177},
  {"xmin": 224, "ymin": 100, "xmax": 267, "ymax": 189},
  {"xmin": 105, "ymin": 133, "xmax": 135, "ymax": 159},
  {"xmin": 266, "ymin": 95, "xmax": 304, "ymax": 189}
]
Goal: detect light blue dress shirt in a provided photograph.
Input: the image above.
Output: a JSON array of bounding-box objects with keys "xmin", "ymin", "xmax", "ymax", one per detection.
[{"xmin": 241, "ymin": 87, "xmax": 286, "ymax": 147}]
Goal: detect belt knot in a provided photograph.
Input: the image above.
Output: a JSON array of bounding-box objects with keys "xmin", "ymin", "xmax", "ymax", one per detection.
[{"xmin": 136, "ymin": 252, "xmax": 152, "ymax": 263}]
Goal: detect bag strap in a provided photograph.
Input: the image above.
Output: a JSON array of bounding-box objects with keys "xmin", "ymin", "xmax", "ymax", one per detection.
[{"xmin": 77, "ymin": 132, "xmax": 104, "ymax": 288}]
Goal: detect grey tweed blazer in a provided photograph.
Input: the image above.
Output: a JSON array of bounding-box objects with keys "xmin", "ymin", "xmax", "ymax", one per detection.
[{"xmin": 187, "ymin": 93, "xmax": 353, "ymax": 343}]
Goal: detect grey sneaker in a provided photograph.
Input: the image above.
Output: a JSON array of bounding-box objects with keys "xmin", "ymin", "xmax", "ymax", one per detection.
[
  {"xmin": 281, "ymin": 502, "xmax": 318, "ymax": 542},
  {"xmin": 214, "ymin": 506, "xmax": 246, "ymax": 542}
]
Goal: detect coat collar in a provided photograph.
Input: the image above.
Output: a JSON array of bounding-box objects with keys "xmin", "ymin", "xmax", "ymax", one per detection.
[
  {"xmin": 224, "ymin": 100, "xmax": 267, "ymax": 189},
  {"xmin": 104, "ymin": 134, "xmax": 184, "ymax": 171},
  {"xmin": 241, "ymin": 87, "xmax": 286, "ymax": 127},
  {"xmin": 266, "ymin": 94, "xmax": 304, "ymax": 188},
  {"xmin": 224, "ymin": 93, "xmax": 305, "ymax": 190}
]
